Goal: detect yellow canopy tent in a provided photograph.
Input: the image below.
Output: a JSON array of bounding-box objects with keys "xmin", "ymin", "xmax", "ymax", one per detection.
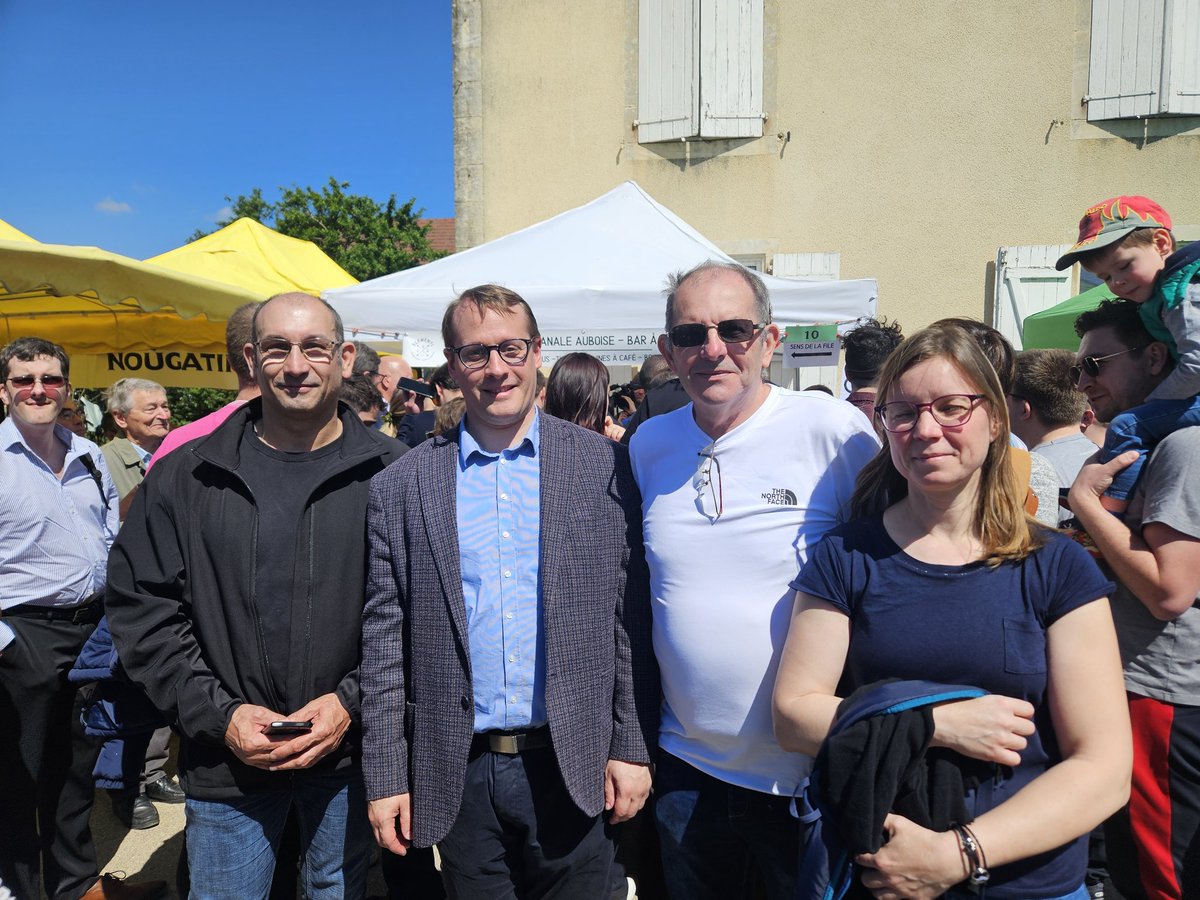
[
  {"xmin": 146, "ymin": 217, "xmax": 356, "ymax": 297},
  {"xmin": 0, "ymin": 217, "xmax": 356, "ymax": 388}
]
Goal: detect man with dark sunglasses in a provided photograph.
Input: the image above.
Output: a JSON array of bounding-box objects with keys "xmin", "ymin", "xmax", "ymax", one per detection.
[
  {"xmin": 0, "ymin": 338, "xmax": 165, "ymax": 899},
  {"xmin": 1069, "ymin": 299, "xmax": 1200, "ymax": 900},
  {"xmin": 627, "ymin": 261, "xmax": 879, "ymax": 900}
]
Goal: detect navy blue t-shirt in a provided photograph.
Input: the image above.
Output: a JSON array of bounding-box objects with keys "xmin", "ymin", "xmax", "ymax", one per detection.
[{"xmin": 792, "ymin": 516, "xmax": 1113, "ymax": 898}]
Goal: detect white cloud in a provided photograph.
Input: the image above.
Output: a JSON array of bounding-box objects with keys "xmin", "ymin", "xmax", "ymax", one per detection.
[
  {"xmin": 96, "ymin": 197, "xmax": 133, "ymax": 214},
  {"xmin": 208, "ymin": 206, "xmax": 233, "ymax": 223}
]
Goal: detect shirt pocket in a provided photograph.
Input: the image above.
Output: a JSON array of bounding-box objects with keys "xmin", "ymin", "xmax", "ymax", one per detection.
[{"xmin": 1002, "ymin": 617, "xmax": 1047, "ymax": 675}]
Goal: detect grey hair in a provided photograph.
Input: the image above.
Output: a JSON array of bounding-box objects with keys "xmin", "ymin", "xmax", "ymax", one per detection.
[
  {"xmin": 106, "ymin": 377, "xmax": 165, "ymax": 415},
  {"xmin": 663, "ymin": 260, "xmax": 772, "ymax": 334}
]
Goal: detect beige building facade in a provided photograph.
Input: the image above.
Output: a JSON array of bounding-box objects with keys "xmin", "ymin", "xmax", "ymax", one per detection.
[{"xmin": 453, "ymin": 0, "xmax": 1200, "ymax": 345}]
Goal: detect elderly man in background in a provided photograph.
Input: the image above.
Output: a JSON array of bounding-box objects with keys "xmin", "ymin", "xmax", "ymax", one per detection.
[
  {"xmin": 101, "ymin": 377, "xmax": 170, "ymax": 519},
  {"xmin": 101, "ymin": 377, "xmax": 183, "ymax": 829}
]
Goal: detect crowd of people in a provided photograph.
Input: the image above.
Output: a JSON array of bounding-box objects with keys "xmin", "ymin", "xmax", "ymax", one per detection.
[{"xmin": 0, "ymin": 192, "xmax": 1198, "ymax": 900}]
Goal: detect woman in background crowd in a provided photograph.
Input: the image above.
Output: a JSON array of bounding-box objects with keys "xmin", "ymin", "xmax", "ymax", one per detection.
[{"xmin": 544, "ymin": 352, "xmax": 625, "ymax": 441}]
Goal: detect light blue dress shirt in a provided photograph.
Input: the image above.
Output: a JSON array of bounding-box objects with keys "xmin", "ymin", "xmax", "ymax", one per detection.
[
  {"xmin": 0, "ymin": 418, "xmax": 119, "ymax": 650},
  {"xmin": 456, "ymin": 410, "xmax": 545, "ymax": 732}
]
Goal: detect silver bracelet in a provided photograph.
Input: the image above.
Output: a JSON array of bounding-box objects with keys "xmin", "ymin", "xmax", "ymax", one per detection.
[{"xmin": 952, "ymin": 823, "xmax": 990, "ymax": 893}]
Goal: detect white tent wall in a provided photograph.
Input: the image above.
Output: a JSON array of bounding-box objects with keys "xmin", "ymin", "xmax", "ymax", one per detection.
[{"xmin": 325, "ymin": 182, "xmax": 877, "ymax": 371}]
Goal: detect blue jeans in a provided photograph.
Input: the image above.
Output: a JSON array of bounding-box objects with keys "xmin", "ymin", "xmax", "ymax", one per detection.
[
  {"xmin": 184, "ymin": 768, "xmax": 372, "ymax": 900},
  {"xmin": 654, "ymin": 751, "xmax": 799, "ymax": 900},
  {"xmin": 1102, "ymin": 396, "xmax": 1200, "ymax": 500}
]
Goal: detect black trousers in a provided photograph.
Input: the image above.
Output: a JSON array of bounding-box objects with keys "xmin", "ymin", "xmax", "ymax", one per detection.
[
  {"xmin": 0, "ymin": 616, "xmax": 100, "ymax": 900},
  {"xmin": 436, "ymin": 745, "xmax": 615, "ymax": 900}
]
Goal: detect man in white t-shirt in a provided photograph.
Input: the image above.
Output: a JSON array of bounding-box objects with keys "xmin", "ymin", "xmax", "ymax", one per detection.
[{"xmin": 628, "ymin": 261, "xmax": 879, "ymax": 900}]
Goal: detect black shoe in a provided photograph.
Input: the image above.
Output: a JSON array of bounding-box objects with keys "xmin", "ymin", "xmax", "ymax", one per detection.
[
  {"xmin": 111, "ymin": 791, "xmax": 160, "ymax": 830},
  {"xmin": 144, "ymin": 773, "xmax": 186, "ymax": 804}
]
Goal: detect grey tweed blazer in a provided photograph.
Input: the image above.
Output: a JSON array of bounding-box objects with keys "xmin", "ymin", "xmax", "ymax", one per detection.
[{"xmin": 360, "ymin": 413, "xmax": 658, "ymax": 848}]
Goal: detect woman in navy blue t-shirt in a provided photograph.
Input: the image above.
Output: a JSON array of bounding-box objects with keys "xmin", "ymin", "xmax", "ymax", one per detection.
[{"xmin": 773, "ymin": 322, "xmax": 1131, "ymax": 900}]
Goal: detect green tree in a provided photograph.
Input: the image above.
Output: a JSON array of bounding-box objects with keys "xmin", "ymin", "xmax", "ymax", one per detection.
[{"xmin": 190, "ymin": 177, "xmax": 445, "ymax": 281}]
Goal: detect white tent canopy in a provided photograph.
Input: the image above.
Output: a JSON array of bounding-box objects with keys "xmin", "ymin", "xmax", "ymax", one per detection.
[{"xmin": 325, "ymin": 182, "xmax": 877, "ymax": 366}]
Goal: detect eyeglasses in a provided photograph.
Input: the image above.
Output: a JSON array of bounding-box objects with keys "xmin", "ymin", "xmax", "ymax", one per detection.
[
  {"xmin": 875, "ymin": 394, "xmax": 987, "ymax": 434},
  {"xmin": 255, "ymin": 338, "xmax": 339, "ymax": 364},
  {"xmin": 668, "ymin": 319, "xmax": 763, "ymax": 348},
  {"xmin": 58, "ymin": 406, "xmax": 82, "ymax": 419},
  {"xmin": 1068, "ymin": 346, "xmax": 1146, "ymax": 386},
  {"xmin": 448, "ymin": 338, "xmax": 536, "ymax": 369},
  {"xmin": 693, "ymin": 442, "xmax": 723, "ymax": 520},
  {"xmin": 6, "ymin": 374, "xmax": 67, "ymax": 389}
]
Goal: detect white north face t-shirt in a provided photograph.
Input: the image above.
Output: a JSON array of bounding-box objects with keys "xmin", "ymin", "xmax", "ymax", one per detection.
[{"xmin": 630, "ymin": 385, "xmax": 879, "ymax": 795}]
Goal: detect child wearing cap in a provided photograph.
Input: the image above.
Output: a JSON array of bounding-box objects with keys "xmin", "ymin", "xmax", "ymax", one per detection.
[{"xmin": 1056, "ymin": 196, "xmax": 1200, "ymax": 514}]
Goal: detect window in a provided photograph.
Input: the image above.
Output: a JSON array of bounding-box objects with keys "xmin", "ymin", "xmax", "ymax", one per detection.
[
  {"xmin": 1086, "ymin": 0, "xmax": 1200, "ymax": 121},
  {"xmin": 637, "ymin": 0, "xmax": 764, "ymax": 143}
]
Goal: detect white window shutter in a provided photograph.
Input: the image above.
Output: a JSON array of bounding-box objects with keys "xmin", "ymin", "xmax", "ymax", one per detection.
[
  {"xmin": 1163, "ymin": 0, "xmax": 1200, "ymax": 115},
  {"xmin": 698, "ymin": 0, "xmax": 764, "ymax": 138},
  {"xmin": 993, "ymin": 245, "xmax": 1074, "ymax": 351},
  {"xmin": 638, "ymin": 0, "xmax": 700, "ymax": 143},
  {"xmin": 1085, "ymin": 0, "xmax": 1200, "ymax": 120},
  {"xmin": 772, "ymin": 252, "xmax": 840, "ymax": 281}
]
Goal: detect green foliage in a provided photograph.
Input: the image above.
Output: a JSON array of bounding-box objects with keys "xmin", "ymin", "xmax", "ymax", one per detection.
[
  {"xmin": 190, "ymin": 177, "xmax": 445, "ymax": 281},
  {"xmin": 165, "ymin": 388, "xmax": 235, "ymax": 427}
]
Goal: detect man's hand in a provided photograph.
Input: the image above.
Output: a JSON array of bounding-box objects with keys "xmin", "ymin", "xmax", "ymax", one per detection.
[
  {"xmin": 1068, "ymin": 451, "xmax": 1139, "ymax": 512},
  {"xmin": 604, "ymin": 759, "xmax": 652, "ymax": 823},
  {"xmin": 224, "ymin": 703, "xmax": 287, "ymax": 769},
  {"xmin": 266, "ymin": 693, "xmax": 352, "ymax": 771},
  {"xmin": 369, "ymin": 793, "xmax": 412, "ymax": 856}
]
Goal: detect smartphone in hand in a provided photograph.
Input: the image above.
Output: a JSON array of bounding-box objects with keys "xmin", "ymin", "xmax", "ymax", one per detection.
[{"xmin": 266, "ymin": 720, "xmax": 313, "ymax": 735}]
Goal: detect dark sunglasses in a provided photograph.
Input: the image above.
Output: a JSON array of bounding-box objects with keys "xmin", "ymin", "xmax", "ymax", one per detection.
[
  {"xmin": 668, "ymin": 319, "xmax": 763, "ymax": 347},
  {"xmin": 7, "ymin": 374, "xmax": 67, "ymax": 388},
  {"xmin": 1068, "ymin": 346, "xmax": 1146, "ymax": 386}
]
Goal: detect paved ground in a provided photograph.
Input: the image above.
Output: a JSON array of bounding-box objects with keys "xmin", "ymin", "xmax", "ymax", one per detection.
[{"xmin": 92, "ymin": 784, "xmax": 389, "ymax": 899}]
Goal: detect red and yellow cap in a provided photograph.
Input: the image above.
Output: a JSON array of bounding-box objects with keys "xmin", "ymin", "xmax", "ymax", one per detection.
[{"xmin": 1055, "ymin": 196, "xmax": 1172, "ymax": 271}]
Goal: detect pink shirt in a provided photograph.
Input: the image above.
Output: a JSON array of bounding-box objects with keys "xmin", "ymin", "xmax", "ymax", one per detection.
[{"xmin": 146, "ymin": 400, "xmax": 246, "ymax": 472}]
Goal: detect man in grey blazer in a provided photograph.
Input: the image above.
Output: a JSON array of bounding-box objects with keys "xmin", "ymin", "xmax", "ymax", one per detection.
[{"xmin": 361, "ymin": 284, "xmax": 658, "ymax": 898}]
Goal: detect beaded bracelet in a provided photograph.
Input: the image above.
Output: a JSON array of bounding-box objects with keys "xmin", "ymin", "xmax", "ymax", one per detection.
[{"xmin": 952, "ymin": 822, "xmax": 990, "ymax": 893}]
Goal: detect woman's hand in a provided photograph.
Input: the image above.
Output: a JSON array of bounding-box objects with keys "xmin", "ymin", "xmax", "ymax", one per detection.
[
  {"xmin": 931, "ymin": 695, "xmax": 1036, "ymax": 767},
  {"xmin": 855, "ymin": 814, "xmax": 966, "ymax": 900}
]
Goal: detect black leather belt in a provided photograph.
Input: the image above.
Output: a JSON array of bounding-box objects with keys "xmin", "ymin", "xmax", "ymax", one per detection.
[
  {"xmin": 5, "ymin": 597, "xmax": 103, "ymax": 625},
  {"xmin": 471, "ymin": 726, "xmax": 551, "ymax": 755}
]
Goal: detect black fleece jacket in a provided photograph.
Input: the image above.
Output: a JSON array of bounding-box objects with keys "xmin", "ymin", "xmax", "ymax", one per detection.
[{"xmin": 106, "ymin": 400, "xmax": 406, "ymax": 799}]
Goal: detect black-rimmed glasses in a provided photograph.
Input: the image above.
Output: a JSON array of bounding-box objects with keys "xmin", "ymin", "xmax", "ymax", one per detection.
[
  {"xmin": 669, "ymin": 319, "xmax": 763, "ymax": 348},
  {"xmin": 448, "ymin": 338, "xmax": 536, "ymax": 369},
  {"xmin": 875, "ymin": 394, "xmax": 987, "ymax": 434},
  {"xmin": 1068, "ymin": 346, "xmax": 1146, "ymax": 386},
  {"xmin": 255, "ymin": 338, "xmax": 340, "ymax": 364},
  {"xmin": 693, "ymin": 442, "xmax": 723, "ymax": 520}
]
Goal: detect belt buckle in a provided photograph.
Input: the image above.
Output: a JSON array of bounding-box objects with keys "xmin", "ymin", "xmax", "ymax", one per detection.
[{"xmin": 491, "ymin": 734, "xmax": 521, "ymax": 754}]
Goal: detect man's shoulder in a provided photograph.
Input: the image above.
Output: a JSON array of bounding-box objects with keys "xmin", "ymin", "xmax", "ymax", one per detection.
[{"xmin": 1151, "ymin": 425, "xmax": 1200, "ymax": 462}]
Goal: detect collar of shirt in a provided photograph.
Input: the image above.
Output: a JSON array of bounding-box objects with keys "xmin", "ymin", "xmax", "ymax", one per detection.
[
  {"xmin": 130, "ymin": 440, "xmax": 153, "ymax": 465},
  {"xmin": 1, "ymin": 417, "xmax": 91, "ymax": 470},
  {"xmin": 457, "ymin": 407, "xmax": 541, "ymax": 470}
]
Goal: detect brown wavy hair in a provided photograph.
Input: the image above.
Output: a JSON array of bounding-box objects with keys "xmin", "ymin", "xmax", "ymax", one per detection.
[{"xmin": 850, "ymin": 322, "xmax": 1044, "ymax": 565}]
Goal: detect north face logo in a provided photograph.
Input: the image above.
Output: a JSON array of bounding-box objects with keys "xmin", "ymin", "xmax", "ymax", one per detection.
[{"xmin": 761, "ymin": 488, "xmax": 798, "ymax": 506}]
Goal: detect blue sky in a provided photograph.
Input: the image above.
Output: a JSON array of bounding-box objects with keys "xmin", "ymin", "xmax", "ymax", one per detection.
[{"xmin": 0, "ymin": 1, "xmax": 453, "ymax": 259}]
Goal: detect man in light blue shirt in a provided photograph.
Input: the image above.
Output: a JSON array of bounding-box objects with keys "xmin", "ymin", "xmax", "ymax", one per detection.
[
  {"xmin": 0, "ymin": 337, "xmax": 162, "ymax": 900},
  {"xmin": 362, "ymin": 285, "xmax": 659, "ymax": 899}
]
